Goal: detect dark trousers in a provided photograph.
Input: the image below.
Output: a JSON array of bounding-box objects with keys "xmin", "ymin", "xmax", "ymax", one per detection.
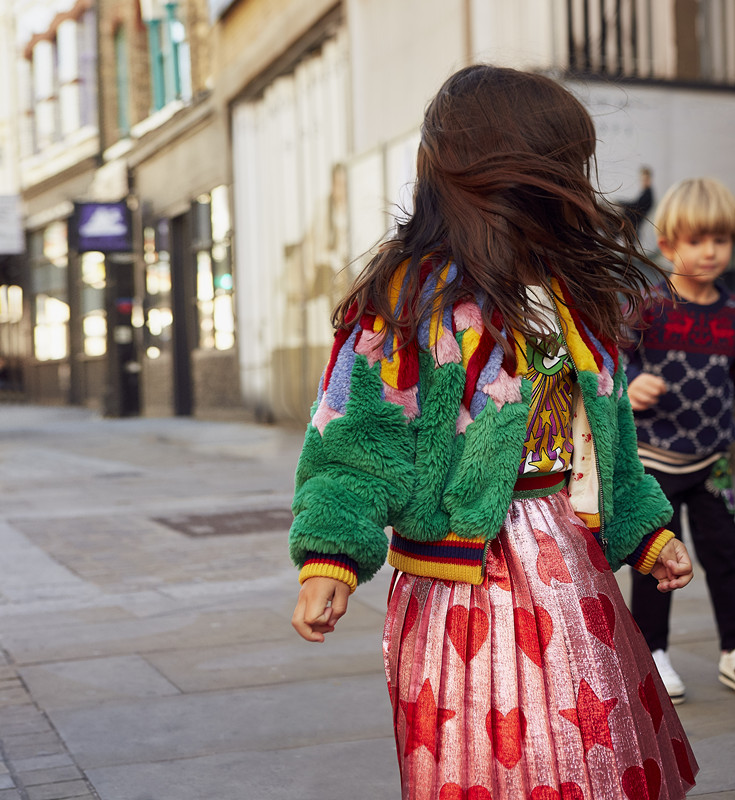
[{"xmin": 630, "ymin": 463, "xmax": 735, "ymax": 652}]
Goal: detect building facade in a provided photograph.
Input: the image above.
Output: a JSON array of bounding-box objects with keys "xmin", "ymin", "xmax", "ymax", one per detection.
[
  {"xmin": 5, "ymin": 0, "xmax": 239, "ymax": 417},
  {"xmin": 222, "ymin": 0, "xmax": 735, "ymax": 423},
  {"xmin": 3, "ymin": 0, "xmax": 735, "ymax": 420}
]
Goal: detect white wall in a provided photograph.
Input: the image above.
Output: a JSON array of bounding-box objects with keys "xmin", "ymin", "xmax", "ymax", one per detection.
[
  {"xmin": 571, "ymin": 81, "xmax": 735, "ymax": 250},
  {"xmin": 346, "ymin": 0, "xmax": 467, "ymax": 154}
]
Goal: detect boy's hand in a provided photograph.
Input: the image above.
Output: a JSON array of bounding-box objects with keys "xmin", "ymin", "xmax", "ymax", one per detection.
[
  {"xmin": 292, "ymin": 577, "xmax": 350, "ymax": 642},
  {"xmin": 628, "ymin": 373, "xmax": 666, "ymax": 411},
  {"xmin": 650, "ymin": 539, "xmax": 693, "ymax": 592}
]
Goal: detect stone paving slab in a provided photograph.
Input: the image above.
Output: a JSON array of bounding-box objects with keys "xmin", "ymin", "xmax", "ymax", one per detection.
[
  {"xmin": 84, "ymin": 736, "xmax": 400, "ymax": 800},
  {"xmin": 144, "ymin": 627, "xmax": 385, "ymax": 692},
  {"xmin": 688, "ymin": 731, "xmax": 735, "ymax": 794},
  {"xmin": 18, "ymin": 656, "xmax": 180, "ymax": 711},
  {"xmin": 0, "ymin": 606, "xmax": 292, "ymax": 664},
  {"xmin": 49, "ymin": 675, "xmax": 392, "ymax": 771},
  {"xmin": 47, "ymin": 672, "xmax": 393, "ymax": 770}
]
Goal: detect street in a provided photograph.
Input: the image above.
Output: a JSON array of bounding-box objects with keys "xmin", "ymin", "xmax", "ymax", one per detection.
[{"xmin": 0, "ymin": 405, "xmax": 732, "ymax": 800}]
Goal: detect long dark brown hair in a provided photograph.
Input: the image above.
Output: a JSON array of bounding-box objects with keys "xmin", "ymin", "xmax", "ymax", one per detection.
[{"xmin": 334, "ymin": 64, "xmax": 665, "ymax": 360}]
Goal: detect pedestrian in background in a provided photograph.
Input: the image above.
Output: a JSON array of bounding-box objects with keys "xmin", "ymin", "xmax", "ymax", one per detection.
[
  {"xmin": 621, "ymin": 166, "xmax": 655, "ymax": 233},
  {"xmin": 625, "ymin": 176, "xmax": 735, "ymax": 704},
  {"xmin": 290, "ymin": 65, "xmax": 697, "ymax": 799}
]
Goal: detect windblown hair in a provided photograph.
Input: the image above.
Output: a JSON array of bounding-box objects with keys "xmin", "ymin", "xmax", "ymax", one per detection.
[
  {"xmin": 654, "ymin": 177, "xmax": 735, "ymax": 243},
  {"xmin": 334, "ymin": 64, "xmax": 665, "ymax": 361}
]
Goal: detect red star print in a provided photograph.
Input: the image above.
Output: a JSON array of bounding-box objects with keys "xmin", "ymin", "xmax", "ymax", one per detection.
[
  {"xmin": 559, "ymin": 679, "xmax": 618, "ymax": 753},
  {"xmin": 399, "ymin": 678, "xmax": 456, "ymax": 758}
]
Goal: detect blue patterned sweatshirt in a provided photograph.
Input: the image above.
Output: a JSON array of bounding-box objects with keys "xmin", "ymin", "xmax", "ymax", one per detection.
[{"xmin": 624, "ymin": 280, "xmax": 735, "ymax": 457}]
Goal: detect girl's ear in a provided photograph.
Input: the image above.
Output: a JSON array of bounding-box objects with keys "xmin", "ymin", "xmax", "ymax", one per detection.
[{"xmin": 658, "ymin": 237, "xmax": 677, "ymax": 262}]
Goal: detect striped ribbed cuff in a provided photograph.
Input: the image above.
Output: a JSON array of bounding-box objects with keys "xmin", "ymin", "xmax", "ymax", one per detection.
[
  {"xmin": 298, "ymin": 552, "xmax": 359, "ymax": 593},
  {"xmin": 625, "ymin": 528, "xmax": 675, "ymax": 574}
]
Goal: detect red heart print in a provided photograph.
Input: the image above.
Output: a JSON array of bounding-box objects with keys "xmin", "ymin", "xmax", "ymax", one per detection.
[
  {"xmin": 486, "ymin": 706, "xmax": 527, "ymax": 769},
  {"xmin": 580, "ymin": 593, "xmax": 616, "ymax": 649},
  {"xmin": 529, "ymin": 788, "xmax": 558, "ymax": 800},
  {"xmin": 440, "ymin": 784, "xmax": 463, "ymax": 800},
  {"xmin": 485, "ymin": 538, "xmax": 511, "ymax": 591},
  {"xmin": 644, "ymin": 760, "xmax": 662, "ymax": 800},
  {"xmin": 534, "ymin": 530, "xmax": 573, "ymax": 585},
  {"xmin": 446, "ymin": 605, "xmax": 489, "ymax": 663},
  {"xmin": 622, "ymin": 759, "xmax": 661, "ymax": 800},
  {"xmin": 638, "ymin": 672, "xmax": 663, "ymax": 733},
  {"xmin": 439, "ymin": 784, "xmax": 492, "ymax": 800},
  {"xmin": 514, "ymin": 605, "xmax": 553, "ymax": 667},
  {"xmin": 528, "ymin": 784, "xmax": 583, "ymax": 800},
  {"xmin": 671, "ymin": 738, "xmax": 696, "ymax": 785},
  {"xmin": 400, "ymin": 594, "xmax": 419, "ymax": 645},
  {"xmin": 574, "ymin": 524, "xmax": 611, "ymax": 572}
]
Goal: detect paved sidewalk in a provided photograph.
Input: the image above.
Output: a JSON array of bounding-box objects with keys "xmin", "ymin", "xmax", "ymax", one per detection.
[{"xmin": 0, "ymin": 404, "xmax": 731, "ymax": 800}]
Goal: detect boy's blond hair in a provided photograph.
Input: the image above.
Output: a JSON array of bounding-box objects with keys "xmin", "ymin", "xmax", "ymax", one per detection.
[{"xmin": 654, "ymin": 177, "xmax": 735, "ymax": 242}]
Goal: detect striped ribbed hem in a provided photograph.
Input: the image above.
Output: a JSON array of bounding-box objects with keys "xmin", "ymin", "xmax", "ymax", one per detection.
[
  {"xmin": 625, "ymin": 528, "xmax": 675, "ymax": 574},
  {"xmin": 637, "ymin": 443, "xmax": 725, "ymax": 475},
  {"xmin": 574, "ymin": 511, "xmax": 601, "ymax": 533},
  {"xmin": 512, "ymin": 472, "xmax": 567, "ymax": 499},
  {"xmin": 388, "ymin": 531, "xmax": 486, "ymax": 585},
  {"xmin": 298, "ymin": 552, "xmax": 358, "ymax": 593}
]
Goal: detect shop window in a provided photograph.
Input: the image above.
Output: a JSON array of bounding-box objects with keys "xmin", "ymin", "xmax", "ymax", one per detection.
[
  {"xmin": 0, "ymin": 286, "xmax": 23, "ymax": 325},
  {"xmin": 193, "ymin": 186, "xmax": 234, "ymax": 351},
  {"xmin": 80, "ymin": 252, "xmax": 106, "ymax": 357},
  {"xmin": 30, "ymin": 222, "xmax": 69, "ymax": 361},
  {"xmin": 34, "ymin": 295, "xmax": 70, "ymax": 361},
  {"xmin": 0, "ymin": 285, "xmax": 24, "ymax": 390},
  {"xmin": 143, "ymin": 223, "xmax": 173, "ymax": 358}
]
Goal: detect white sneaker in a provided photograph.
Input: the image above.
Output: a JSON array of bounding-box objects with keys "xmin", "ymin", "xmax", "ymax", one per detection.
[
  {"xmin": 652, "ymin": 649, "xmax": 686, "ymax": 704},
  {"xmin": 719, "ymin": 650, "xmax": 735, "ymax": 691}
]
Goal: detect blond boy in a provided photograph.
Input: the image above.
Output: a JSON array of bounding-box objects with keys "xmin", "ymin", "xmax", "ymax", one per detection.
[{"xmin": 625, "ymin": 177, "xmax": 735, "ymax": 703}]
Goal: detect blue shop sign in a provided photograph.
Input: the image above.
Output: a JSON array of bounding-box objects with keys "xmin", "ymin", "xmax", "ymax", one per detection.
[{"xmin": 74, "ymin": 202, "xmax": 132, "ymax": 253}]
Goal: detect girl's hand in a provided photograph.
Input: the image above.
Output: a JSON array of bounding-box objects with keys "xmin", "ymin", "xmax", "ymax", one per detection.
[
  {"xmin": 628, "ymin": 373, "xmax": 666, "ymax": 411},
  {"xmin": 292, "ymin": 576, "xmax": 350, "ymax": 642},
  {"xmin": 650, "ymin": 539, "xmax": 693, "ymax": 593}
]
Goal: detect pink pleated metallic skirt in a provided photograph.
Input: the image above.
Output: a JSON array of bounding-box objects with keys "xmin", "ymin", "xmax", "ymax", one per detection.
[{"xmin": 383, "ymin": 490, "xmax": 698, "ymax": 800}]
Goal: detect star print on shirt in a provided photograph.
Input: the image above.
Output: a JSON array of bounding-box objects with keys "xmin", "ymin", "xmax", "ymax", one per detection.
[
  {"xmin": 399, "ymin": 678, "xmax": 456, "ymax": 758},
  {"xmin": 559, "ymin": 679, "xmax": 618, "ymax": 753}
]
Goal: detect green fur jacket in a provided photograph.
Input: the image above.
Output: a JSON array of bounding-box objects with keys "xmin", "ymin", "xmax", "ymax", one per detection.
[{"xmin": 289, "ymin": 263, "xmax": 673, "ymax": 591}]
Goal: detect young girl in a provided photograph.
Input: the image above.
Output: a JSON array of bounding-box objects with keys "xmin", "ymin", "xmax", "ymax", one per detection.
[{"xmin": 290, "ymin": 65, "xmax": 698, "ymax": 799}]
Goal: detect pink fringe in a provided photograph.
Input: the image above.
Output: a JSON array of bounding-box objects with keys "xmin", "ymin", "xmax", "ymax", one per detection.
[
  {"xmin": 454, "ymin": 301, "xmax": 484, "ymax": 333},
  {"xmin": 385, "ymin": 384, "xmax": 420, "ymax": 420},
  {"xmin": 483, "ymin": 370, "xmax": 523, "ymax": 410},
  {"xmin": 355, "ymin": 328, "xmax": 386, "ymax": 366},
  {"xmin": 312, "ymin": 397, "xmax": 344, "ymax": 434}
]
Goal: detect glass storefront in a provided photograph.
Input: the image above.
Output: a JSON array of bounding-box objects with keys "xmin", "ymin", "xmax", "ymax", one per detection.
[
  {"xmin": 30, "ymin": 221, "xmax": 70, "ymax": 362},
  {"xmin": 80, "ymin": 251, "xmax": 106, "ymax": 357},
  {"xmin": 194, "ymin": 185, "xmax": 235, "ymax": 351},
  {"xmin": 142, "ymin": 222, "xmax": 173, "ymax": 360}
]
